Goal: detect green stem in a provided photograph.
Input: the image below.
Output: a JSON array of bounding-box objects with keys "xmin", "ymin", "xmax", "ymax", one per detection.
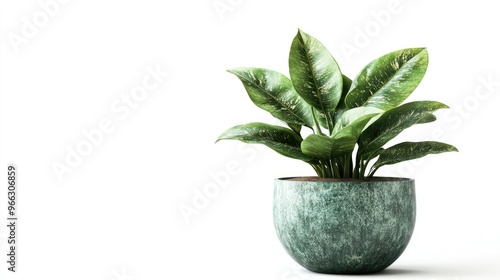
[
  {"xmin": 353, "ymin": 162, "xmax": 359, "ymax": 179},
  {"xmin": 353, "ymin": 153, "xmax": 362, "ymax": 179},
  {"xmin": 367, "ymin": 166, "xmax": 379, "ymax": 178},
  {"xmin": 311, "ymin": 164, "xmax": 324, "ymax": 177},
  {"xmin": 334, "ymin": 158, "xmax": 342, "ymax": 178},
  {"xmin": 343, "ymin": 154, "xmax": 351, "ymax": 178},
  {"xmin": 326, "ymin": 160, "xmax": 333, "ymax": 178},
  {"xmin": 325, "ymin": 112, "xmax": 334, "ymax": 136},
  {"xmin": 359, "ymin": 160, "xmax": 367, "ymax": 179},
  {"xmin": 317, "ymin": 160, "xmax": 326, "ymax": 178},
  {"xmin": 362, "ymin": 150, "xmax": 381, "ymax": 179},
  {"xmin": 311, "ymin": 107, "xmax": 324, "ymax": 136},
  {"xmin": 331, "ymin": 160, "xmax": 341, "ymax": 178}
]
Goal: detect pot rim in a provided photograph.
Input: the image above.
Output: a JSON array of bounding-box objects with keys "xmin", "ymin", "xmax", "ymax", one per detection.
[{"xmin": 276, "ymin": 176, "xmax": 414, "ymax": 183}]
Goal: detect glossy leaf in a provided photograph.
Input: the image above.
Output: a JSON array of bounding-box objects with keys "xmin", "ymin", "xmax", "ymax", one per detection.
[
  {"xmin": 217, "ymin": 122, "xmax": 313, "ymax": 161},
  {"xmin": 345, "ymin": 48, "xmax": 428, "ymax": 110},
  {"xmin": 228, "ymin": 68, "xmax": 314, "ymax": 127},
  {"xmin": 289, "ymin": 29, "xmax": 343, "ymax": 116},
  {"xmin": 330, "ymin": 114, "xmax": 381, "ymax": 157},
  {"xmin": 301, "ymin": 134, "xmax": 357, "ymax": 160},
  {"xmin": 372, "ymin": 141, "xmax": 458, "ymax": 169},
  {"xmin": 318, "ymin": 74, "xmax": 353, "ymax": 129},
  {"xmin": 333, "ymin": 74, "xmax": 353, "ymax": 124},
  {"xmin": 358, "ymin": 101, "xmax": 449, "ymax": 157},
  {"xmin": 217, "ymin": 31, "xmax": 458, "ymax": 179},
  {"xmin": 332, "ymin": 107, "xmax": 383, "ymax": 134},
  {"xmin": 416, "ymin": 113, "xmax": 436, "ymax": 124},
  {"xmin": 287, "ymin": 123, "xmax": 302, "ymax": 135}
]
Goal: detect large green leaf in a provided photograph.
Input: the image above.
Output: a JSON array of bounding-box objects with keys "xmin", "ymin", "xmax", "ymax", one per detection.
[
  {"xmin": 228, "ymin": 68, "xmax": 314, "ymax": 127},
  {"xmin": 345, "ymin": 48, "xmax": 428, "ymax": 110},
  {"xmin": 216, "ymin": 122, "xmax": 313, "ymax": 161},
  {"xmin": 358, "ymin": 101, "xmax": 449, "ymax": 157},
  {"xmin": 333, "ymin": 74, "xmax": 353, "ymax": 124},
  {"xmin": 289, "ymin": 29, "xmax": 343, "ymax": 116},
  {"xmin": 301, "ymin": 134, "xmax": 357, "ymax": 160},
  {"xmin": 318, "ymin": 74, "xmax": 352, "ymax": 129},
  {"xmin": 372, "ymin": 141, "xmax": 458, "ymax": 170}
]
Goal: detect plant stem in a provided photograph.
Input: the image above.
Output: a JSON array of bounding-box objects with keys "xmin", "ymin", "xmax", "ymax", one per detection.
[
  {"xmin": 361, "ymin": 149, "xmax": 381, "ymax": 179},
  {"xmin": 343, "ymin": 154, "xmax": 351, "ymax": 178},
  {"xmin": 331, "ymin": 160, "xmax": 340, "ymax": 178},
  {"xmin": 311, "ymin": 164, "xmax": 324, "ymax": 177},
  {"xmin": 325, "ymin": 112, "xmax": 334, "ymax": 135},
  {"xmin": 367, "ymin": 166, "xmax": 378, "ymax": 178},
  {"xmin": 311, "ymin": 107, "xmax": 324, "ymax": 136},
  {"xmin": 334, "ymin": 158, "xmax": 344, "ymax": 178},
  {"xmin": 353, "ymin": 153, "xmax": 362, "ymax": 179},
  {"xmin": 359, "ymin": 160, "xmax": 367, "ymax": 179},
  {"xmin": 326, "ymin": 160, "xmax": 333, "ymax": 178}
]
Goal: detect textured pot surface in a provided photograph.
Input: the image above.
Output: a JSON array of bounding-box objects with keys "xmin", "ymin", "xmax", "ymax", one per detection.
[{"xmin": 273, "ymin": 177, "xmax": 416, "ymax": 274}]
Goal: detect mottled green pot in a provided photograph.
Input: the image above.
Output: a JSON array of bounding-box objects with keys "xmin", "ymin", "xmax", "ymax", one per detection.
[{"xmin": 273, "ymin": 177, "xmax": 416, "ymax": 274}]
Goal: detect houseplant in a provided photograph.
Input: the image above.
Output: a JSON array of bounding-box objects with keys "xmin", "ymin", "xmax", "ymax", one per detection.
[{"xmin": 216, "ymin": 29, "xmax": 457, "ymax": 274}]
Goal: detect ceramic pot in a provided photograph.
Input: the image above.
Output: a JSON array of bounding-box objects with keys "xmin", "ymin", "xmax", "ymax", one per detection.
[{"xmin": 273, "ymin": 177, "xmax": 416, "ymax": 274}]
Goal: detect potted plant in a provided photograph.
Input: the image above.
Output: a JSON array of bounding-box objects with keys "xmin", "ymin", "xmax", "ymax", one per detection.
[{"xmin": 216, "ymin": 29, "xmax": 457, "ymax": 274}]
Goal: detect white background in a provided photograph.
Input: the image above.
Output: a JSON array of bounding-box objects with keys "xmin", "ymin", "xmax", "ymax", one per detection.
[{"xmin": 1, "ymin": 0, "xmax": 499, "ymax": 279}]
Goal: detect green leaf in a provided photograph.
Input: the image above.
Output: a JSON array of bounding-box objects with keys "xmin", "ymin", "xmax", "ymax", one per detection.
[
  {"xmin": 289, "ymin": 29, "xmax": 343, "ymax": 116},
  {"xmin": 372, "ymin": 141, "xmax": 458, "ymax": 170},
  {"xmin": 358, "ymin": 101, "xmax": 449, "ymax": 157},
  {"xmin": 217, "ymin": 122, "xmax": 313, "ymax": 162},
  {"xmin": 318, "ymin": 74, "xmax": 352, "ymax": 129},
  {"xmin": 345, "ymin": 48, "xmax": 428, "ymax": 110},
  {"xmin": 331, "ymin": 112, "xmax": 380, "ymax": 156},
  {"xmin": 228, "ymin": 68, "xmax": 314, "ymax": 127},
  {"xmin": 333, "ymin": 74, "xmax": 353, "ymax": 124},
  {"xmin": 287, "ymin": 123, "xmax": 302, "ymax": 135},
  {"xmin": 301, "ymin": 134, "xmax": 357, "ymax": 160},
  {"xmin": 416, "ymin": 113, "xmax": 436, "ymax": 124},
  {"xmin": 332, "ymin": 107, "xmax": 383, "ymax": 134}
]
